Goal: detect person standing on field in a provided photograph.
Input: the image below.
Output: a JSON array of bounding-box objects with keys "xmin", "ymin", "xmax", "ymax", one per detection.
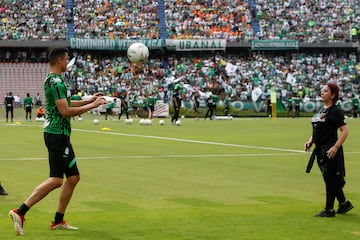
[
  {"xmin": 4, "ymin": 92, "xmax": 15, "ymax": 122},
  {"xmin": 23, "ymin": 93, "xmax": 33, "ymax": 122},
  {"xmin": 304, "ymin": 82, "xmax": 354, "ymax": 217},
  {"xmin": 118, "ymin": 89, "xmax": 129, "ymax": 120},
  {"xmin": 171, "ymin": 84, "xmax": 181, "ymax": 124},
  {"xmin": 8, "ymin": 48, "xmax": 106, "ymax": 235}
]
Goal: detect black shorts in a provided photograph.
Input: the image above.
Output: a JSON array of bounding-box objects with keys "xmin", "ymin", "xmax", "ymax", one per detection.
[
  {"xmin": 194, "ymin": 103, "xmax": 199, "ymax": 112},
  {"xmin": 106, "ymin": 108, "xmax": 113, "ymax": 114},
  {"xmin": 25, "ymin": 106, "xmax": 32, "ymax": 113},
  {"xmin": 44, "ymin": 132, "xmax": 79, "ymax": 178},
  {"xmin": 149, "ymin": 105, "xmax": 155, "ymax": 112}
]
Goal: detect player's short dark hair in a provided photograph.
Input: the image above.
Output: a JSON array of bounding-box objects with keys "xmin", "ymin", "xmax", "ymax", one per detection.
[{"xmin": 48, "ymin": 48, "xmax": 69, "ymax": 65}]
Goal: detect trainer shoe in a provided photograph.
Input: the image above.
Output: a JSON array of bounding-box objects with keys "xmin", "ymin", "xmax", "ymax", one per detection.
[
  {"xmin": 314, "ymin": 209, "xmax": 335, "ymax": 217},
  {"xmin": 9, "ymin": 209, "xmax": 25, "ymax": 235},
  {"xmin": 337, "ymin": 200, "xmax": 354, "ymax": 214},
  {"xmin": 50, "ymin": 220, "xmax": 78, "ymax": 230},
  {"xmin": 0, "ymin": 184, "xmax": 8, "ymax": 195}
]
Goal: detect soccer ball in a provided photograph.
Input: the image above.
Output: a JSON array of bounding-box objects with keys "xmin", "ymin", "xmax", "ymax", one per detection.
[
  {"xmin": 175, "ymin": 120, "xmax": 181, "ymax": 126},
  {"xmin": 78, "ymin": 117, "xmax": 83, "ymax": 121},
  {"xmin": 93, "ymin": 119, "xmax": 99, "ymax": 125},
  {"xmin": 159, "ymin": 120, "xmax": 165, "ymax": 125},
  {"xmin": 144, "ymin": 119, "xmax": 152, "ymax": 125},
  {"xmin": 127, "ymin": 42, "xmax": 149, "ymax": 64},
  {"xmin": 139, "ymin": 119, "xmax": 145, "ymax": 125},
  {"xmin": 125, "ymin": 119, "xmax": 133, "ymax": 124}
]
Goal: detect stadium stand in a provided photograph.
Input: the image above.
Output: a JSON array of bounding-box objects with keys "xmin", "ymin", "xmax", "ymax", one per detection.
[
  {"xmin": 0, "ymin": 0, "xmax": 359, "ymax": 108},
  {"xmin": 0, "ymin": 63, "xmax": 48, "ymax": 105}
]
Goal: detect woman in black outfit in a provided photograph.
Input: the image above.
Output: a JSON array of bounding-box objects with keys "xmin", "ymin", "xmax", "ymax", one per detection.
[{"xmin": 304, "ymin": 82, "xmax": 354, "ymax": 217}]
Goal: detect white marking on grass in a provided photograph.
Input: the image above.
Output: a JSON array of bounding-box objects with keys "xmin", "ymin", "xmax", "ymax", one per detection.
[
  {"xmin": 1, "ymin": 152, "xmax": 360, "ymax": 162},
  {"xmin": 74, "ymin": 128, "xmax": 303, "ymax": 153},
  {"xmin": 0, "ymin": 153, "xmax": 299, "ymax": 161}
]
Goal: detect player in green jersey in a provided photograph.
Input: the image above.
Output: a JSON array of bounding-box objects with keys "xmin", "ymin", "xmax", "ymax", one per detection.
[
  {"xmin": 148, "ymin": 92, "xmax": 156, "ymax": 119},
  {"xmin": 9, "ymin": 48, "xmax": 106, "ymax": 235},
  {"xmin": 23, "ymin": 93, "xmax": 33, "ymax": 122}
]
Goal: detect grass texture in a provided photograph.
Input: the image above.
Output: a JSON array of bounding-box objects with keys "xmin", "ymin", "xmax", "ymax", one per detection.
[{"xmin": 0, "ymin": 110, "xmax": 359, "ymax": 239}]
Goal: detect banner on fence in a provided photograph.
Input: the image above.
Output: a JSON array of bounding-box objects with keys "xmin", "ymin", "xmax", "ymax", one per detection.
[{"xmin": 251, "ymin": 40, "xmax": 299, "ymax": 50}]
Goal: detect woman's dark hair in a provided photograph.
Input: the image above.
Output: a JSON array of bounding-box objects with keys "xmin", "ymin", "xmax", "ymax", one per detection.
[
  {"xmin": 48, "ymin": 48, "xmax": 69, "ymax": 65},
  {"xmin": 320, "ymin": 82, "xmax": 339, "ymax": 119},
  {"xmin": 326, "ymin": 82, "xmax": 339, "ymax": 103}
]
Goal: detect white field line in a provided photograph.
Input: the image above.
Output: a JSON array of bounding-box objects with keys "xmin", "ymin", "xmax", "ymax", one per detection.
[
  {"xmin": 1, "ymin": 125, "xmax": 359, "ymax": 161},
  {"xmin": 74, "ymin": 128, "xmax": 304, "ymax": 153},
  {"xmin": 0, "ymin": 153, "xmax": 301, "ymax": 161}
]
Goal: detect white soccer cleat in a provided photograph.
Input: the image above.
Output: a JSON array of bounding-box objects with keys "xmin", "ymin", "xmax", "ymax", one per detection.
[
  {"xmin": 9, "ymin": 209, "xmax": 25, "ymax": 235},
  {"xmin": 50, "ymin": 220, "xmax": 78, "ymax": 230}
]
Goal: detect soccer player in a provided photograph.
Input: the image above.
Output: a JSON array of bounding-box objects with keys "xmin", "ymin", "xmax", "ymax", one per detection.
[
  {"xmin": 304, "ymin": 82, "xmax": 354, "ymax": 217},
  {"xmin": 23, "ymin": 93, "xmax": 33, "ymax": 122},
  {"xmin": 171, "ymin": 84, "xmax": 181, "ymax": 124},
  {"xmin": 118, "ymin": 89, "xmax": 129, "ymax": 120},
  {"xmin": 148, "ymin": 92, "xmax": 156, "ymax": 119},
  {"xmin": 129, "ymin": 95, "xmax": 139, "ymax": 119},
  {"xmin": 8, "ymin": 48, "xmax": 106, "ymax": 235},
  {"xmin": 204, "ymin": 93, "xmax": 214, "ymax": 120},
  {"xmin": 4, "ymin": 92, "xmax": 15, "ymax": 122},
  {"xmin": 105, "ymin": 98, "xmax": 117, "ymax": 120},
  {"xmin": 193, "ymin": 91, "xmax": 200, "ymax": 120}
]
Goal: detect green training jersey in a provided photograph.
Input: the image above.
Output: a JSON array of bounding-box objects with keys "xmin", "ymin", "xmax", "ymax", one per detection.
[
  {"xmin": 352, "ymin": 97, "xmax": 359, "ymax": 107},
  {"xmin": 142, "ymin": 97, "xmax": 149, "ymax": 108},
  {"xmin": 23, "ymin": 97, "xmax": 33, "ymax": 107},
  {"xmin": 107, "ymin": 102, "xmax": 116, "ymax": 109},
  {"xmin": 148, "ymin": 96, "xmax": 155, "ymax": 106},
  {"xmin": 71, "ymin": 95, "xmax": 82, "ymax": 101},
  {"xmin": 44, "ymin": 73, "xmax": 72, "ymax": 136}
]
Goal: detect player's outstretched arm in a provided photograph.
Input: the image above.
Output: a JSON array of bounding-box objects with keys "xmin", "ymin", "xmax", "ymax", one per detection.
[
  {"xmin": 57, "ymin": 97, "xmax": 106, "ymax": 118},
  {"xmin": 71, "ymin": 92, "xmax": 104, "ymax": 107}
]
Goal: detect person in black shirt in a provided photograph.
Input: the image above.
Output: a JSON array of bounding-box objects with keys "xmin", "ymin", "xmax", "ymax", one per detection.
[
  {"xmin": 118, "ymin": 89, "xmax": 129, "ymax": 120},
  {"xmin": 4, "ymin": 92, "xmax": 15, "ymax": 122},
  {"xmin": 204, "ymin": 93, "xmax": 214, "ymax": 120},
  {"xmin": 171, "ymin": 84, "xmax": 181, "ymax": 124},
  {"xmin": 304, "ymin": 82, "xmax": 353, "ymax": 217},
  {"xmin": 193, "ymin": 91, "xmax": 200, "ymax": 120}
]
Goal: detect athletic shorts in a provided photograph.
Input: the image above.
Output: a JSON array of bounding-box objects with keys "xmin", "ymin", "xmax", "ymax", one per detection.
[
  {"xmin": 44, "ymin": 132, "xmax": 79, "ymax": 178},
  {"xmin": 25, "ymin": 106, "xmax": 32, "ymax": 113}
]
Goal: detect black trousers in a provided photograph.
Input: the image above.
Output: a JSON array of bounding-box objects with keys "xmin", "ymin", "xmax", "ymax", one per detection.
[
  {"xmin": 6, "ymin": 106, "xmax": 13, "ymax": 120},
  {"xmin": 172, "ymin": 108, "xmax": 180, "ymax": 122},
  {"xmin": 204, "ymin": 106, "xmax": 213, "ymax": 120},
  {"xmin": 318, "ymin": 151, "xmax": 346, "ymax": 209}
]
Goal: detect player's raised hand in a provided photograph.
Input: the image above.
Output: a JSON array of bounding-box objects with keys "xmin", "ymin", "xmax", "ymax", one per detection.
[
  {"xmin": 93, "ymin": 97, "xmax": 107, "ymax": 107},
  {"xmin": 90, "ymin": 92, "xmax": 105, "ymax": 102}
]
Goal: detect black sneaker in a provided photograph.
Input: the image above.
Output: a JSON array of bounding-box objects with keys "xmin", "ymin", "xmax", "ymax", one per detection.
[
  {"xmin": 337, "ymin": 200, "xmax": 354, "ymax": 214},
  {"xmin": 0, "ymin": 185, "xmax": 8, "ymax": 195},
  {"xmin": 314, "ymin": 209, "xmax": 335, "ymax": 217}
]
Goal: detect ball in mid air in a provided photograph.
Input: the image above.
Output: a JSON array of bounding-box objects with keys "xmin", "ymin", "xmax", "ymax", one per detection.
[{"xmin": 127, "ymin": 42, "xmax": 149, "ymax": 64}]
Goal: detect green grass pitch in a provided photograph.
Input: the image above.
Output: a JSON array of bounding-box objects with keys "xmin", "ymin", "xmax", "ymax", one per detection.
[{"xmin": 0, "ymin": 109, "xmax": 359, "ymax": 239}]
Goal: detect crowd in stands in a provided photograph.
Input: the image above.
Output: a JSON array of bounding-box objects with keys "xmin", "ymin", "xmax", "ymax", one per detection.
[
  {"xmin": 72, "ymin": 0, "xmax": 160, "ymax": 40},
  {"xmin": 165, "ymin": 0, "xmax": 254, "ymax": 41},
  {"xmin": 62, "ymin": 50, "xmax": 360, "ymax": 103},
  {"xmin": 255, "ymin": 0, "xmax": 360, "ymax": 43},
  {"xmin": 0, "ymin": 0, "xmax": 67, "ymax": 40},
  {"xmin": 0, "ymin": 0, "xmax": 359, "ymax": 43},
  {"xmin": 0, "ymin": 48, "xmax": 359, "ymax": 107}
]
